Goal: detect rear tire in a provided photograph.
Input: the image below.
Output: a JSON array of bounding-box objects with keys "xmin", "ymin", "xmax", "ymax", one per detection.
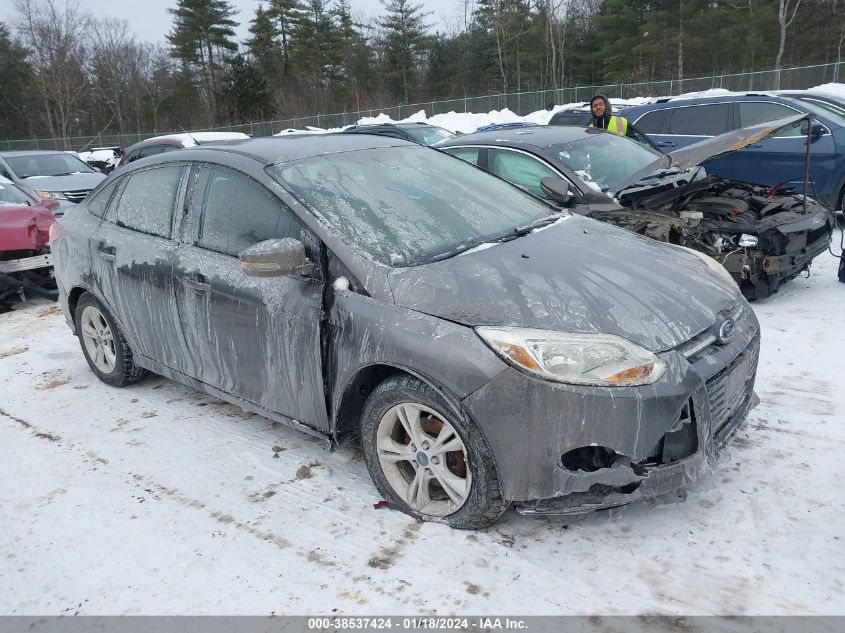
[
  {"xmin": 75, "ymin": 292, "xmax": 148, "ymax": 387},
  {"xmin": 361, "ymin": 374, "xmax": 509, "ymax": 529}
]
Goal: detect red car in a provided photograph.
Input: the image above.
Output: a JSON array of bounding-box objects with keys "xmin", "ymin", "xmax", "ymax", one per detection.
[{"xmin": 0, "ymin": 176, "xmax": 59, "ymax": 311}]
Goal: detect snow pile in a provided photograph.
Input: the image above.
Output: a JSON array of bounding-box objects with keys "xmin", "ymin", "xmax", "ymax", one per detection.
[
  {"xmin": 151, "ymin": 131, "xmax": 251, "ymax": 146},
  {"xmin": 807, "ymin": 82, "xmax": 845, "ymax": 99},
  {"xmin": 270, "ymin": 82, "xmax": 845, "ymax": 137}
]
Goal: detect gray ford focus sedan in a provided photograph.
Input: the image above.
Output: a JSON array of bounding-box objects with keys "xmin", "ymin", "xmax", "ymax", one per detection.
[{"xmin": 51, "ymin": 135, "xmax": 759, "ymax": 528}]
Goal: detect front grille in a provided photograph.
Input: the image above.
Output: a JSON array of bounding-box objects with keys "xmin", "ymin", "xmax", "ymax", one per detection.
[
  {"xmin": 62, "ymin": 189, "xmax": 91, "ymax": 203},
  {"xmin": 677, "ymin": 303, "xmax": 745, "ymax": 360},
  {"xmin": 706, "ymin": 338, "xmax": 760, "ymax": 444}
]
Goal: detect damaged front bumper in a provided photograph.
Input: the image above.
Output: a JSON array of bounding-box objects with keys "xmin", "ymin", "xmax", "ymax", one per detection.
[{"xmin": 462, "ymin": 306, "xmax": 760, "ymax": 515}]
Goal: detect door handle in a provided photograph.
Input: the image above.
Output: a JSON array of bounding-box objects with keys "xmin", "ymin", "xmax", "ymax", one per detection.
[
  {"xmin": 747, "ymin": 143, "xmax": 763, "ymax": 148},
  {"xmin": 657, "ymin": 141, "xmax": 677, "ymax": 148}
]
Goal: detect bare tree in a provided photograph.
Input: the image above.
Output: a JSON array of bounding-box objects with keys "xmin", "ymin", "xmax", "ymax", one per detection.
[
  {"xmin": 14, "ymin": 0, "xmax": 91, "ymax": 144},
  {"xmin": 139, "ymin": 44, "xmax": 175, "ymax": 133},
  {"xmin": 88, "ymin": 17, "xmax": 139, "ymax": 134},
  {"xmin": 775, "ymin": 0, "xmax": 802, "ymax": 71}
]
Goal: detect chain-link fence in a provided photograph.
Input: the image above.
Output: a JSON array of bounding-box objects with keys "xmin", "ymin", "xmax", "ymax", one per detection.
[{"xmin": 4, "ymin": 61, "xmax": 844, "ymax": 152}]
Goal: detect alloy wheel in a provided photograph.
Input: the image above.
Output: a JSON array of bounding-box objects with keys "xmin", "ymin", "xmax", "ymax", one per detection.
[
  {"xmin": 80, "ymin": 305, "xmax": 117, "ymax": 374},
  {"xmin": 375, "ymin": 402, "xmax": 472, "ymax": 517}
]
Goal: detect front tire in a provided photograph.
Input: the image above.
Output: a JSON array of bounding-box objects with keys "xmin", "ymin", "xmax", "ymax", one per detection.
[
  {"xmin": 75, "ymin": 292, "xmax": 148, "ymax": 387},
  {"xmin": 361, "ymin": 374, "xmax": 509, "ymax": 529}
]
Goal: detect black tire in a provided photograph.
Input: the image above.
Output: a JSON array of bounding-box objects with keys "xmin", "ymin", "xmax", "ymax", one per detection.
[
  {"xmin": 361, "ymin": 374, "xmax": 509, "ymax": 529},
  {"xmin": 75, "ymin": 292, "xmax": 148, "ymax": 387}
]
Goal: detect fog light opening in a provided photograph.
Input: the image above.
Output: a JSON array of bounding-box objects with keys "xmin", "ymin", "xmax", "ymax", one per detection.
[{"xmin": 561, "ymin": 446, "xmax": 618, "ymax": 472}]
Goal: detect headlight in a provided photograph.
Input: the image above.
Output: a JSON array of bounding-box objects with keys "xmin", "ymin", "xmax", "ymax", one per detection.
[
  {"xmin": 476, "ymin": 327, "xmax": 667, "ymax": 386},
  {"xmin": 34, "ymin": 190, "xmax": 67, "ymax": 200},
  {"xmin": 669, "ymin": 244, "xmax": 736, "ymax": 285}
]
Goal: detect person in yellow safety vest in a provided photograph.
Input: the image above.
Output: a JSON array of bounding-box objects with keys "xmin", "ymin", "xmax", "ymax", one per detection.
[{"xmin": 588, "ymin": 94, "xmax": 632, "ymax": 137}]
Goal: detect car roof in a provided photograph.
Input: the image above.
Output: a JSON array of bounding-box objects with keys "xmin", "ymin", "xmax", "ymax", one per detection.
[
  {"xmin": 437, "ymin": 125, "xmax": 595, "ymax": 149},
  {"xmin": 129, "ymin": 134, "xmax": 415, "ymax": 167},
  {"xmin": 625, "ymin": 93, "xmax": 791, "ymax": 113},
  {"xmin": 347, "ymin": 122, "xmax": 439, "ymax": 130},
  {"xmin": 123, "ymin": 137, "xmax": 185, "ymax": 153}
]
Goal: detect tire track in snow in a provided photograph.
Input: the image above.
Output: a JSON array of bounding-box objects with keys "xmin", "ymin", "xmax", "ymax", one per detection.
[{"xmin": 1, "ymin": 407, "xmax": 62, "ymax": 442}]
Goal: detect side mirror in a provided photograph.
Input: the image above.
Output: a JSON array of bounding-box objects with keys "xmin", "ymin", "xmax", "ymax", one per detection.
[
  {"xmin": 239, "ymin": 238, "xmax": 312, "ymax": 277},
  {"xmin": 800, "ymin": 120, "xmax": 825, "ymax": 137},
  {"xmin": 540, "ymin": 177, "xmax": 574, "ymax": 205}
]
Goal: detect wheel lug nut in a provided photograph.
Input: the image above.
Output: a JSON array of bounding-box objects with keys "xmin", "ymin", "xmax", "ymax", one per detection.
[
  {"xmin": 421, "ymin": 441, "xmax": 430, "ymax": 450},
  {"xmin": 409, "ymin": 444, "xmax": 416, "ymax": 452},
  {"xmin": 430, "ymin": 456, "xmax": 439, "ymax": 465},
  {"xmin": 425, "ymin": 468, "xmax": 432, "ymax": 475}
]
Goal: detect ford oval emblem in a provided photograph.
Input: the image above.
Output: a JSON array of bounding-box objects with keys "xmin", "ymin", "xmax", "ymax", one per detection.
[{"xmin": 717, "ymin": 318, "xmax": 736, "ymax": 344}]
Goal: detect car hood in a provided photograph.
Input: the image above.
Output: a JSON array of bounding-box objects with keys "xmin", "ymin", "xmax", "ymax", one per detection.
[
  {"xmin": 21, "ymin": 172, "xmax": 106, "ymax": 192},
  {"xmin": 387, "ymin": 215, "xmax": 742, "ymax": 352},
  {"xmin": 611, "ymin": 113, "xmax": 811, "ymax": 196}
]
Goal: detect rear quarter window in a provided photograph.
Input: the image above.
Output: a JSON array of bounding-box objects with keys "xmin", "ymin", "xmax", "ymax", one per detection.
[
  {"xmin": 667, "ymin": 104, "xmax": 731, "ymax": 136},
  {"xmin": 85, "ymin": 178, "xmax": 122, "ymax": 219},
  {"xmin": 115, "ymin": 166, "xmax": 183, "ymax": 239}
]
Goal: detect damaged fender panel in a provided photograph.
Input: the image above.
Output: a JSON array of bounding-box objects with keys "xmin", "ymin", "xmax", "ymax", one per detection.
[{"xmin": 328, "ymin": 290, "xmax": 508, "ymax": 433}]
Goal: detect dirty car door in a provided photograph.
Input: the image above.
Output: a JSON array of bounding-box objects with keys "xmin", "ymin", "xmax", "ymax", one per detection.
[
  {"xmin": 92, "ymin": 164, "xmax": 191, "ymax": 372},
  {"xmin": 174, "ymin": 164, "xmax": 328, "ymax": 429}
]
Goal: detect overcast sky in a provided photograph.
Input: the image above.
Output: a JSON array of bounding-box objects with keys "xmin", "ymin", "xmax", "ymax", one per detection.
[{"xmin": 1, "ymin": 0, "xmax": 468, "ymax": 42}]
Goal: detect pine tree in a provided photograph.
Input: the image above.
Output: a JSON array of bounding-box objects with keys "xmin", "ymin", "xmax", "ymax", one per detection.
[
  {"xmin": 377, "ymin": 0, "xmax": 431, "ymax": 102},
  {"xmin": 269, "ymin": 0, "xmax": 306, "ymax": 77},
  {"xmin": 0, "ymin": 22, "xmax": 32, "ymax": 139},
  {"xmin": 166, "ymin": 0, "xmax": 239, "ymax": 121},
  {"xmin": 328, "ymin": 0, "xmax": 373, "ymax": 107},
  {"xmin": 246, "ymin": 4, "xmax": 284, "ymax": 88},
  {"xmin": 291, "ymin": 0, "xmax": 335, "ymax": 96},
  {"xmin": 222, "ymin": 54, "xmax": 272, "ymax": 122}
]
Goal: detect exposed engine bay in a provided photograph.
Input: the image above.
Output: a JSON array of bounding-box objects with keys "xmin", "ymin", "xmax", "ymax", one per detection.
[{"xmin": 593, "ymin": 174, "xmax": 834, "ymax": 299}]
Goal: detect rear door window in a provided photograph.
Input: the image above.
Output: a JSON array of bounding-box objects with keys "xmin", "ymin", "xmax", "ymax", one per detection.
[
  {"xmin": 668, "ymin": 104, "xmax": 731, "ymax": 136},
  {"xmin": 635, "ymin": 109, "xmax": 671, "ymax": 134},
  {"xmin": 194, "ymin": 166, "xmax": 302, "ymax": 257},
  {"xmin": 115, "ymin": 166, "xmax": 183, "ymax": 239}
]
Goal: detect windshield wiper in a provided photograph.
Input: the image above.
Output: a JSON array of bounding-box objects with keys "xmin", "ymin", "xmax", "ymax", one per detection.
[
  {"xmin": 423, "ymin": 215, "xmax": 560, "ymax": 263},
  {"xmin": 501, "ymin": 215, "xmax": 560, "ymax": 241},
  {"xmin": 425, "ymin": 237, "xmax": 491, "ymax": 263}
]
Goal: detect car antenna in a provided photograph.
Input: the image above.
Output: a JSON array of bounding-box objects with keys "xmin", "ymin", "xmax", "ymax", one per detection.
[{"xmin": 175, "ymin": 126, "xmax": 200, "ymax": 146}]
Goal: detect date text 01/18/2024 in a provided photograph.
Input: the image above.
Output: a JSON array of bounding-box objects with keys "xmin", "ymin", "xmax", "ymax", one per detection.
[{"xmin": 307, "ymin": 617, "xmax": 528, "ymax": 630}]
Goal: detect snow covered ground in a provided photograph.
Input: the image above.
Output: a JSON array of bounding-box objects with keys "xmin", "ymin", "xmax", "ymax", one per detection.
[{"xmin": 1, "ymin": 247, "xmax": 844, "ymax": 616}]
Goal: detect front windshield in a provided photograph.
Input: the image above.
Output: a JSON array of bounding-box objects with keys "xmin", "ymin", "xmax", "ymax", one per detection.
[
  {"xmin": 6, "ymin": 153, "xmax": 96, "ymax": 178},
  {"xmin": 269, "ymin": 145, "xmax": 555, "ymax": 266},
  {"xmin": 547, "ymin": 131, "xmax": 662, "ymax": 191},
  {"xmin": 404, "ymin": 126, "xmax": 456, "ymax": 146},
  {"xmin": 785, "ymin": 97, "xmax": 845, "ymax": 127},
  {"xmin": 0, "ymin": 181, "xmax": 32, "ymax": 206}
]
